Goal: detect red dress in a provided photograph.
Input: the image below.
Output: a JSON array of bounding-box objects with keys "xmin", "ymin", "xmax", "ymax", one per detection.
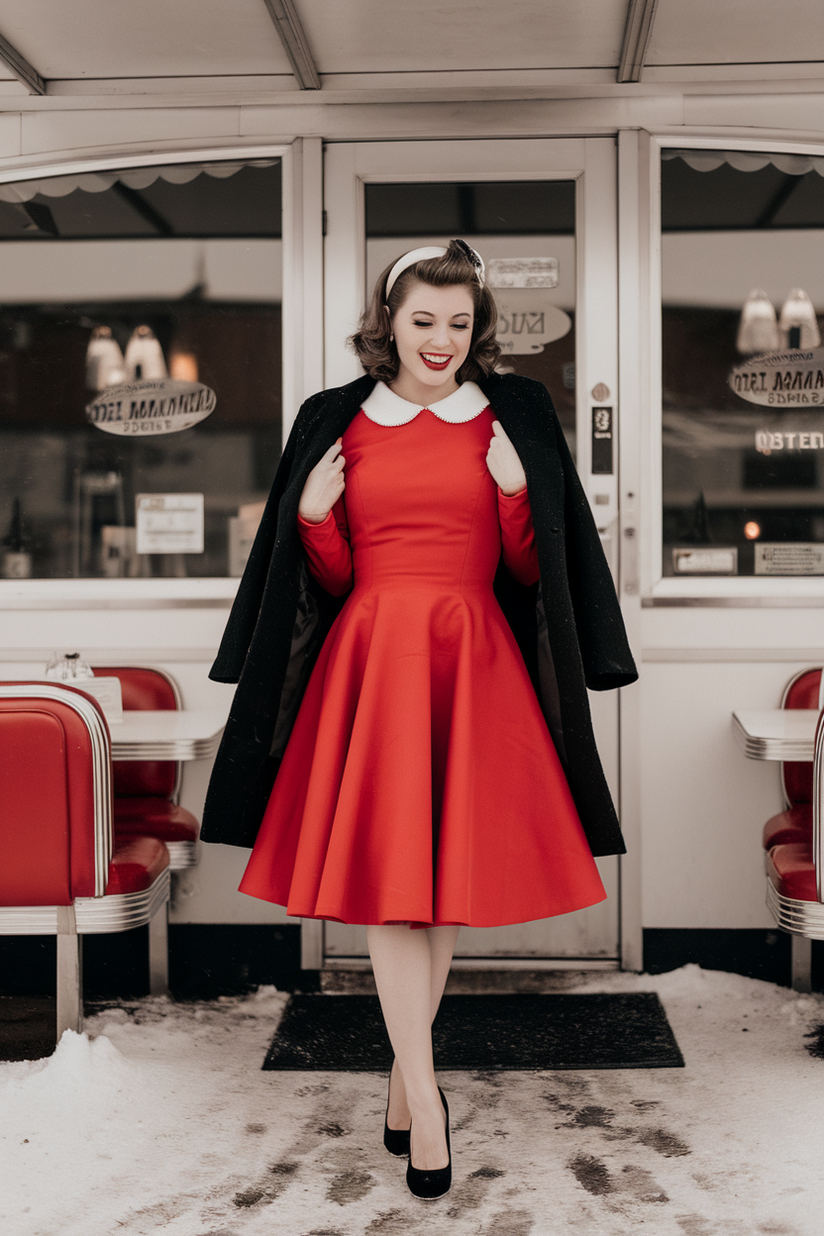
[{"xmin": 239, "ymin": 382, "xmax": 606, "ymax": 927}]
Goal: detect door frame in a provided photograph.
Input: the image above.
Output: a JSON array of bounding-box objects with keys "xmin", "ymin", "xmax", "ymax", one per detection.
[{"xmin": 302, "ymin": 135, "xmax": 632, "ymax": 969}]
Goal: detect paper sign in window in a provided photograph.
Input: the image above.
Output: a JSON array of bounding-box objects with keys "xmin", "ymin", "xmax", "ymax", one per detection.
[
  {"xmin": 754, "ymin": 543, "xmax": 824, "ymax": 575},
  {"xmin": 136, "ymin": 494, "xmax": 204, "ymax": 554}
]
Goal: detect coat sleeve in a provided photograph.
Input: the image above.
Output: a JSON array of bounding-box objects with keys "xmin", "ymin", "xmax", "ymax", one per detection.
[
  {"xmin": 208, "ymin": 393, "xmax": 323, "ymax": 684},
  {"xmin": 552, "ymin": 409, "xmax": 638, "ymax": 692}
]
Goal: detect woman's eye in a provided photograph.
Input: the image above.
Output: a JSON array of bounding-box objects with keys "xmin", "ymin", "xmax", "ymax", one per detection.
[
  {"xmin": 412, "ymin": 320, "xmax": 433, "ymax": 328},
  {"xmin": 452, "ymin": 323, "xmax": 470, "ymax": 330}
]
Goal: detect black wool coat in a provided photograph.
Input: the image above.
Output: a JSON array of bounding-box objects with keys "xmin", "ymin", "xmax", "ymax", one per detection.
[{"xmin": 202, "ymin": 371, "xmax": 638, "ymax": 857}]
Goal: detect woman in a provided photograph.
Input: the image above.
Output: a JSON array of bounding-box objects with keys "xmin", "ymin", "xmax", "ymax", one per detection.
[{"xmin": 202, "ymin": 240, "xmax": 637, "ymax": 1200}]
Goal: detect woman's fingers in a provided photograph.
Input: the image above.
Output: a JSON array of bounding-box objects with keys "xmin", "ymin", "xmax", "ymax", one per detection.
[{"xmin": 299, "ymin": 440, "xmax": 347, "ymax": 523}]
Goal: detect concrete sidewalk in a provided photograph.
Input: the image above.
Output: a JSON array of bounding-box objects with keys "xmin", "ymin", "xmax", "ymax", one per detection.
[{"xmin": 1, "ymin": 965, "xmax": 823, "ymax": 1235}]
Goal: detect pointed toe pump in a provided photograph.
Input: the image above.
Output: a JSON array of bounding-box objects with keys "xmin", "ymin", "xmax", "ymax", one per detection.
[
  {"xmin": 383, "ymin": 1067, "xmax": 411, "ymax": 1157},
  {"xmin": 406, "ymin": 1087, "xmax": 451, "ymax": 1200}
]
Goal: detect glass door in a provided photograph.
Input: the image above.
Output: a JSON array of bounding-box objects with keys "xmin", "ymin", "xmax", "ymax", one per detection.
[{"xmin": 320, "ymin": 138, "xmax": 620, "ymax": 966}]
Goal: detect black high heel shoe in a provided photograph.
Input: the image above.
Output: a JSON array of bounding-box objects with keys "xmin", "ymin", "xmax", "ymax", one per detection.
[
  {"xmin": 406, "ymin": 1087, "xmax": 451, "ymax": 1200},
  {"xmin": 383, "ymin": 1065, "xmax": 411, "ymax": 1157}
]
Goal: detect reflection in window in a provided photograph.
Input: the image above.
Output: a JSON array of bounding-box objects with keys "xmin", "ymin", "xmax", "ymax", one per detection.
[
  {"xmin": 662, "ymin": 150, "xmax": 824, "ymax": 577},
  {"xmin": 0, "ymin": 162, "xmax": 282, "ymax": 580},
  {"xmin": 365, "ymin": 180, "xmax": 577, "ymax": 454}
]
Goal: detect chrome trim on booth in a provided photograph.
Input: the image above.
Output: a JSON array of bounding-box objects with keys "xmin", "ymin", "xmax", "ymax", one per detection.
[
  {"xmin": 111, "ymin": 736, "xmax": 222, "ymax": 761},
  {"xmin": 0, "ymin": 683, "xmax": 112, "ymax": 896},
  {"xmin": 0, "ymin": 905, "xmax": 62, "ymax": 934},
  {"xmin": 166, "ymin": 841, "xmax": 198, "ymax": 869},
  {"xmin": 644, "ymin": 649, "xmax": 824, "ymax": 664},
  {"xmin": 766, "ymin": 880, "xmax": 824, "ymax": 939},
  {"xmin": 732, "ymin": 712, "xmax": 815, "ymax": 762},
  {"xmin": 74, "ymin": 868, "xmax": 171, "ymax": 933},
  {"xmin": 815, "ymin": 711, "xmax": 824, "ymax": 903},
  {"xmin": 0, "ymin": 597, "xmax": 234, "ymax": 610},
  {"xmin": 643, "ymin": 596, "xmax": 824, "ymax": 607}
]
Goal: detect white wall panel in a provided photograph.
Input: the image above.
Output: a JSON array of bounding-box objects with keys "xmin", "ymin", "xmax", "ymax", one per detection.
[
  {"xmin": 649, "ymin": 0, "xmax": 824, "ymax": 66},
  {"xmin": 0, "ymin": 0, "xmax": 292, "ymax": 78},
  {"xmin": 640, "ymin": 660, "xmax": 807, "ymax": 929},
  {"xmin": 0, "ymin": 113, "xmax": 21, "ymax": 158},
  {"xmin": 297, "ymin": 0, "xmax": 627, "ymax": 73},
  {"xmin": 21, "ymin": 108, "xmax": 240, "ymax": 157},
  {"xmin": 642, "ymin": 606, "xmax": 824, "ymax": 653},
  {"xmin": 684, "ymin": 94, "xmax": 824, "ymax": 133}
]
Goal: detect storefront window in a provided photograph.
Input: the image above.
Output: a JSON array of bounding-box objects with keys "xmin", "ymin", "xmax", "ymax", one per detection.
[
  {"xmin": 365, "ymin": 180, "xmax": 577, "ymax": 455},
  {"xmin": 0, "ymin": 160, "xmax": 282, "ymax": 580},
  {"xmin": 661, "ymin": 149, "xmax": 824, "ymax": 577}
]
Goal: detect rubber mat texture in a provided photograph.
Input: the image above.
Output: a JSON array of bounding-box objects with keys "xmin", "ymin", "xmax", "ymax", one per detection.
[{"xmin": 263, "ymin": 992, "xmax": 685, "ymax": 1071}]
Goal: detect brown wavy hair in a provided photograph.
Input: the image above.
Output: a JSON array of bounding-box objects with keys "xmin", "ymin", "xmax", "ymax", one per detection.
[{"xmin": 349, "ymin": 239, "xmax": 500, "ymax": 383}]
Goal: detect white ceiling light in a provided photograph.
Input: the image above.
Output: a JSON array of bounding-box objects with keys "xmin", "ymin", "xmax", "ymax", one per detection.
[
  {"xmin": 778, "ymin": 288, "xmax": 821, "ymax": 349},
  {"xmin": 736, "ymin": 290, "xmax": 780, "ymax": 355},
  {"xmin": 124, "ymin": 326, "xmax": 168, "ymax": 382}
]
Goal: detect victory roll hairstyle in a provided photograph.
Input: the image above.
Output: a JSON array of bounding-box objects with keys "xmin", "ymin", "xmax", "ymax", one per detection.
[{"xmin": 349, "ymin": 239, "xmax": 500, "ymax": 384}]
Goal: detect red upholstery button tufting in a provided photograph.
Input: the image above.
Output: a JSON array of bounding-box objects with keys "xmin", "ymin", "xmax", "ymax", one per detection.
[
  {"xmin": 114, "ymin": 798, "xmax": 200, "ymax": 842},
  {"xmin": 106, "ymin": 836, "xmax": 170, "ymax": 895},
  {"xmin": 762, "ymin": 803, "xmax": 812, "ymax": 850},
  {"xmin": 766, "ymin": 842, "xmax": 817, "ymax": 902}
]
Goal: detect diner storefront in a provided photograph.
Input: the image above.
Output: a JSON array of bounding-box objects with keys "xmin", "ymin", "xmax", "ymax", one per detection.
[{"xmin": 2, "ymin": 0, "xmax": 824, "ymax": 993}]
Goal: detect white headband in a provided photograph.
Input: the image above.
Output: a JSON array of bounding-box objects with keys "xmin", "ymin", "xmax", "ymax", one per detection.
[{"xmin": 384, "ymin": 242, "xmax": 485, "ymax": 300}]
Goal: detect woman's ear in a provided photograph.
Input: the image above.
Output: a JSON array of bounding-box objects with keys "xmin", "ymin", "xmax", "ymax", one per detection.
[{"xmin": 384, "ymin": 303, "xmax": 394, "ymax": 342}]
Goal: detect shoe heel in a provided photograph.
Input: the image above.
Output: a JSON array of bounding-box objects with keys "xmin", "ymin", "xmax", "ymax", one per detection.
[
  {"xmin": 406, "ymin": 1088, "xmax": 451, "ymax": 1200},
  {"xmin": 383, "ymin": 1065, "xmax": 410, "ymax": 1158}
]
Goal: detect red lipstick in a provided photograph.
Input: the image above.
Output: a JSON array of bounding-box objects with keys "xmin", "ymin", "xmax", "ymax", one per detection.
[{"xmin": 420, "ymin": 353, "xmax": 452, "ymax": 371}]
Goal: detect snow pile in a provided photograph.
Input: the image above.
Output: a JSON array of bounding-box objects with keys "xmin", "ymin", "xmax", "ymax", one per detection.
[{"xmin": 1, "ymin": 969, "xmax": 823, "ymax": 1236}]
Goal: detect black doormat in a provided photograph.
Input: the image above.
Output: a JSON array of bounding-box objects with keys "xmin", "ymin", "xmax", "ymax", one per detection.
[{"xmin": 263, "ymin": 992, "xmax": 684, "ymax": 1071}]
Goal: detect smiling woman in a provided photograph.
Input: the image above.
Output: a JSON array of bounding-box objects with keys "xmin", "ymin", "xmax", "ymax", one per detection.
[{"xmin": 205, "ymin": 237, "xmax": 635, "ymax": 1199}]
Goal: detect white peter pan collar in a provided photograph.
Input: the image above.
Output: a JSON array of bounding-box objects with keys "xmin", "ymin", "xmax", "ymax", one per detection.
[{"xmin": 361, "ymin": 380, "xmax": 489, "ymax": 427}]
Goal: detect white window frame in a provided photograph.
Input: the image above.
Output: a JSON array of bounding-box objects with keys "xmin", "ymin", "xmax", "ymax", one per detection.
[
  {"xmin": 627, "ymin": 130, "xmax": 824, "ymax": 607},
  {"xmin": 0, "ymin": 141, "xmax": 292, "ymax": 607}
]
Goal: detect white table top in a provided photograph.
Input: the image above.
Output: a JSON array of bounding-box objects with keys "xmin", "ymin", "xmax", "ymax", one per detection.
[
  {"xmin": 732, "ymin": 709, "xmax": 818, "ymax": 761},
  {"xmin": 110, "ymin": 709, "xmax": 226, "ymax": 761}
]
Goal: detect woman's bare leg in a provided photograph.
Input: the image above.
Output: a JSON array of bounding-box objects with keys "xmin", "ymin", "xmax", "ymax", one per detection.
[
  {"xmin": 386, "ymin": 925, "xmax": 460, "ymax": 1131},
  {"xmin": 368, "ymin": 924, "xmax": 459, "ymax": 1170}
]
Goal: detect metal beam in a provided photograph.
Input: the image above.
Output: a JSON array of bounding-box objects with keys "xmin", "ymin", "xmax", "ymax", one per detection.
[
  {"xmin": 262, "ymin": 0, "xmax": 320, "ymax": 90},
  {"xmin": 617, "ymin": 0, "xmax": 660, "ymax": 84},
  {"xmin": 0, "ymin": 29, "xmax": 45, "ymax": 95}
]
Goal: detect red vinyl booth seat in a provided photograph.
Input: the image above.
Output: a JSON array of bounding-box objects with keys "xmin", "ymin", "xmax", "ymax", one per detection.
[
  {"xmin": 0, "ymin": 681, "xmax": 171, "ymax": 1040},
  {"xmin": 781, "ymin": 668, "xmax": 822, "ymax": 808},
  {"xmin": 764, "ymin": 680, "xmax": 824, "ymax": 990},
  {"xmin": 766, "ymin": 842, "xmax": 817, "ymax": 903},
  {"xmin": 114, "ymin": 799, "xmax": 200, "ymax": 842},
  {"xmin": 94, "ymin": 666, "xmax": 178, "ymax": 799},
  {"xmin": 762, "ymin": 803, "xmax": 812, "ymax": 851},
  {"xmin": 92, "ymin": 666, "xmax": 200, "ymax": 868},
  {"xmin": 0, "ymin": 695, "xmax": 100, "ymax": 904},
  {"xmin": 107, "ymin": 835, "xmax": 170, "ymax": 895}
]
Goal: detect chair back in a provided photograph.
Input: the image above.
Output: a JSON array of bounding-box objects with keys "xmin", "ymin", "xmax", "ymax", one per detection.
[
  {"xmin": 781, "ymin": 668, "xmax": 823, "ymax": 806},
  {"xmin": 0, "ymin": 683, "xmax": 112, "ymax": 905},
  {"xmin": 92, "ymin": 667, "xmax": 180, "ymax": 799}
]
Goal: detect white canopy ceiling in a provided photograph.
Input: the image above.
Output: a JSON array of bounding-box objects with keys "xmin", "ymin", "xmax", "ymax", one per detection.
[{"xmin": 0, "ymin": 0, "xmax": 820, "ymax": 98}]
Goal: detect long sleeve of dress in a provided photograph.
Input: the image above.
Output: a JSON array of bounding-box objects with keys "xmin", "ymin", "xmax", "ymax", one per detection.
[
  {"xmin": 497, "ymin": 486, "xmax": 540, "ymax": 586},
  {"xmin": 297, "ymin": 497, "xmax": 353, "ymax": 596}
]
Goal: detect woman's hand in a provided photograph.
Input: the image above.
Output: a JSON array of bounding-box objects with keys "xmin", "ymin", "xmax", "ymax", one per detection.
[
  {"xmin": 486, "ymin": 420, "xmax": 527, "ymax": 496},
  {"xmin": 298, "ymin": 439, "xmax": 346, "ymax": 524}
]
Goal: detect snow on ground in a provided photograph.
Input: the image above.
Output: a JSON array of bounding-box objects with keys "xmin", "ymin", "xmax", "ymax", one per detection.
[{"xmin": 1, "ymin": 965, "xmax": 823, "ymax": 1236}]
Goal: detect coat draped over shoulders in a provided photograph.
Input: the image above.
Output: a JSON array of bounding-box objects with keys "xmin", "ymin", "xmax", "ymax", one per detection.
[{"xmin": 202, "ymin": 371, "xmax": 637, "ymax": 857}]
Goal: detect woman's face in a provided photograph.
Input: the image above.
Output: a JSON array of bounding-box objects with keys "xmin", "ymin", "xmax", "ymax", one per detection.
[{"xmin": 390, "ymin": 280, "xmax": 475, "ymax": 396}]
